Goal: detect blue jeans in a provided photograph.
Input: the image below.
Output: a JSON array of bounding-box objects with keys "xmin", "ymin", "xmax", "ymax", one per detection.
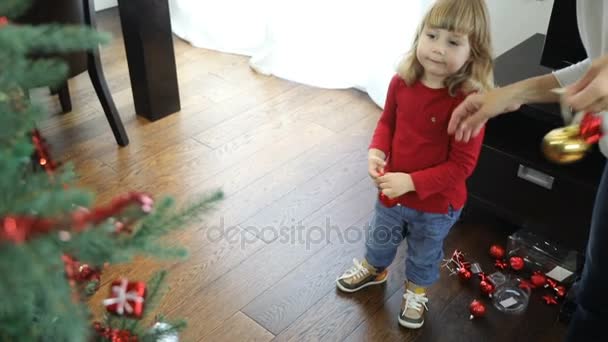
[
  {"xmin": 567, "ymin": 162, "xmax": 608, "ymax": 341},
  {"xmin": 365, "ymin": 200, "xmax": 461, "ymax": 287}
]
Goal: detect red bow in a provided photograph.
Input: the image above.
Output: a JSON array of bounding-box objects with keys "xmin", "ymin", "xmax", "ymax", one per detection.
[{"xmin": 580, "ymin": 112, "xmax": 603, "ymax": 144}]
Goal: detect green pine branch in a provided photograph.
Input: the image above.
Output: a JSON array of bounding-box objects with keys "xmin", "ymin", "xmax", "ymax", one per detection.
[
  {"xmin": 0, "ymin": 25, "xmax": 110, "ymax": 56},
  {"xmin": 0, "ymin": 0, "xmax": 33, "ymax": 19},
  {"xmin": 0, "ymin": 3, "xmax": 224, "ymax": 341}
]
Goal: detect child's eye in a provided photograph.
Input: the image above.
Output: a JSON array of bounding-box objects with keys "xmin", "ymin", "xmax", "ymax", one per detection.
[
  {"xmin": 449, "ymin": 41, "xmax": 460, "ymax": 46},
  {"xmin": 426, "ymin": 33, "xmax": 436, "ymax": 39}
]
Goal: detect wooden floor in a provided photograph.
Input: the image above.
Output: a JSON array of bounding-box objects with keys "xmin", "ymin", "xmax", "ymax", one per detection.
[{"xmin": 38, "ymin": 9, "xmax": 567, "ymax": 342}]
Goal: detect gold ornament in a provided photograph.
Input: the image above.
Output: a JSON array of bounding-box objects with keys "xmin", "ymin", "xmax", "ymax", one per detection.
[{"xmin": 542, "ymin": 124, "xmax": 591, "ymax": 164}]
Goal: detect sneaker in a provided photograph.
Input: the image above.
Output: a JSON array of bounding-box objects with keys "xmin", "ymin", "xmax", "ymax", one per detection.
[
  {"xmin": 398, "ymin": 288, "xmax": 429, "ymax": 329},
  {"xmin": 336, "ymin": 258, "xmax": 388, "ymax": 293}
]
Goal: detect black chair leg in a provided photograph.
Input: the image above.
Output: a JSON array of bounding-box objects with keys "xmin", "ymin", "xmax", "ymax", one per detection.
[
  {"xmin": 86, "ymin": 52, "xmax": 129, "ymax": 147},
  {"xmin": 83, "ymin": 0, "xmax": 129, "ymax": 147},
  {"xmin": 51, "ymin": 82, "xmax": 72, "ymax": 114}
]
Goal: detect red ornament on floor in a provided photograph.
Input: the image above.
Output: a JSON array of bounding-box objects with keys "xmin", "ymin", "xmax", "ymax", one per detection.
[
  {"xmin": 555, "ymin": 285, "xmax": 567, "ymax": 298},
  {"xmin": 469, "ymin": 299, "xmax": 486, "ymax": 319},
  {"xmin": 480, "ymin": 280, "xmax": 495, "ymax": 297},
  {"xmin": 530, "ymin": 271, "xmax": 547, "ymax": 288},
  {"xmin": 545, "ymin": 278, "xmax": 558, "ymax": 289},
  {"xmin": 518, "ymin": 279, "xmax": 534, "ymax": 291},
  {"xmin": 458, "ymin": 267, "xmax": 472, "ymax": 281},
  {"xmin": 509, "ymin": 256, "xmax": 525, "ymax": 271},
  {"xmin": 542, "ymin": 294, "xmax": 558, "ymax": 305},
  {"xmin": 494, "ymin": 259, "xmax": 508, "ymax": 270},
  {"xmin": 489, "ymin": 244, "xmax": 505, "ymax": 259}
]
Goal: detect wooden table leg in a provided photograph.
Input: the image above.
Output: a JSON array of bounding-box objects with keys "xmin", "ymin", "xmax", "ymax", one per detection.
[{"xmin": 117, "ymin": 0, "xmax": 181, "ymax": 121}]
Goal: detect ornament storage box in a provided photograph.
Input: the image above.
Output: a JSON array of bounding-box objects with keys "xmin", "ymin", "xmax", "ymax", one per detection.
[{"xmin": 506, "ymin": 229, "xmax": 579, "ymax": 285}]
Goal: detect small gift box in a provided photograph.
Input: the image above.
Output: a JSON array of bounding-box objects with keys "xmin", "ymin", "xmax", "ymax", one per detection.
[{"xmin": 103, "ymin": 278, "xmax": 146, "ymax": 318}]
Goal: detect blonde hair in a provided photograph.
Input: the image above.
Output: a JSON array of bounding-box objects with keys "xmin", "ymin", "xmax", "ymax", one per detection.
[{"xmin": 397, "ymin": 0, "xmax": 494, "ymax": 96}]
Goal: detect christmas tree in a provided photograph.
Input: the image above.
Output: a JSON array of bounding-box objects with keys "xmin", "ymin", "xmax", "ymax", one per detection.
[{"xmin": 0, "ymin": 1, "xmax": 222, "ymax": 341}]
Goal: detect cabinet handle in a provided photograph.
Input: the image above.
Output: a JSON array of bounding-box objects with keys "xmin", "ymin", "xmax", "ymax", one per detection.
[{"xmin": 517, "ymin": 165, "xmax": 554, "ymax": 190}]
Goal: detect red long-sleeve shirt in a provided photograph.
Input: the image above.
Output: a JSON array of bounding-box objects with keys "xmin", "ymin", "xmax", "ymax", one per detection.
[{"xmin": 369, "ymin": 75, "xmax": 485, "ymax": 214}]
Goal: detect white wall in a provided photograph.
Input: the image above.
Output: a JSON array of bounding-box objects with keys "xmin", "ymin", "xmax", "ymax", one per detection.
[
  {"xmin": 487, "ymin": 0, "xmax": 555, "ymax": 56},
  {"xmin": 94, "ymin": 0, "xmax": 117, "ymax": 11}
]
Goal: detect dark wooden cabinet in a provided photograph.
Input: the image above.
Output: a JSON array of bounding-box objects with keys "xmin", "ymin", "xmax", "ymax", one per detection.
[{"xmin": 467, "ymin": 34, "xmax": 605, "ymax": 252}]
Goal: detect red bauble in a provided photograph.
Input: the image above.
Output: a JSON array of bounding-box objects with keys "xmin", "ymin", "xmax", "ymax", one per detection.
[
  {"xmin": 555, "ymin": 285, "xmax": 567, "ymax": 298},
  {"xmin": 518, "ymin": 279, "xmax": 534, "ymax": 291},
  {"xmin": 545, "ymin": 278, "xmax": 558, "ymax": 289},
  {"xmin": 542, "ymin": 294, "xmax": 558, "ymax": 305},
  {"xmin": 469, "ymin": 299, "xmax": 486, "ymax": 319},
  {"xmin": 509, "ymin": 256, "xmax": 525, "ymax": 271},
  {"xmin": 480, "ymin": 280, "xmax": 495, "ymax": 296},
  {"xmin": 530, "ymin": 271, "xmax": 547, "ymax": 288},
  {"xmin": 458, "ymin": 267, "xmax": 472, "ymax": 281},
  {"xmin": 494, "ymin": 259, "xmax": 508, "ymax": 270},
  {"xmin": 379, "ymin": 192, "xmax": 399, "ymax": 207},
  {"xmin": 1, "ymin": 216, "xmax": 55, "ymax": 244},
  {"xmin": 78, "ymin": 264, "xmax": 94, "ymax": 280},
  {"xmin": 489, "ymin": 244, "xmax": 506, "ymax": 259}
]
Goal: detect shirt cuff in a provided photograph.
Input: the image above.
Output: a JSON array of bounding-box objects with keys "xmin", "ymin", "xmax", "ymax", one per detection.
[{"xmin": 553, "ymin": 59, "xmax": 591, "ymax": 87}]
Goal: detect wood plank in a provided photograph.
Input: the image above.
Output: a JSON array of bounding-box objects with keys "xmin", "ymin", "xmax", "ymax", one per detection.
[
  {"xmin": 200, "ymin": 311, "xmax": 274, "ymax": 342},
  {"xmin": 118, "ymin": 138, "xmax": 212, "ymax": 175},
  {"xmin": 241, "ymin": 179, "xmax": 376, "ymax": 334},
  {"xmin": 74, "ymin": 158, "xmax": 128, "ymax": 196},
  {"xmin": 88, "ymin": 123, "xmax": 373, "ymax": 330},
  {"xmin": 193, "ymin": 84, "xmax": 319, "ymax": 148},
  {"xmin": 295, "ymin": 88, "xmax": 380, "ymax": 133},
  {"xmin": 165, "ymin": 232, "xmax": 329, "ymax": 341},
  {"xmin": 240, "ymin": 147, "xmax": 368, "ymax": 243},
  {"xmin": 274, "ymin": 234, "xmax": 408, "ymax": 341},
  {"xmin": 142, "ymin": 115, "xmax": 376, "ymax": 243},
  {"xmin": 46, "ymin": 69, "xmax": 295, "ymax": 170},
  {"xmin": 153, "ymin": 123, "xmax": 375, "ymax": 341},
  {"xmin": 124, "ymin": 121, "xmax": 334, "ymax": 200}
]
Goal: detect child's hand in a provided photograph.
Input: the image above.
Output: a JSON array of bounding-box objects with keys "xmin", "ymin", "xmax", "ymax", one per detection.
[
  {"xmin": 368, "ymin": 149, "xmax": 386, "ymax": 181},
  {"xmin": 368, "ymin": 156, "xmax": 385, "ymax": 180},
  {"xmin": 377, "ymin": 172, "xmax": 415, "ymax": 198}
]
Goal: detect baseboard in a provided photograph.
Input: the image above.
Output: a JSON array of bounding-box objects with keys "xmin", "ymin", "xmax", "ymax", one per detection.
[{"xmin": 94, "ymin": 0, "xmax": 118, "ymax": 11}]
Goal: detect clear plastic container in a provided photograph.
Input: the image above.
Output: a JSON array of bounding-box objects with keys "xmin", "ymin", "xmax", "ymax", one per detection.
[
  {"xmin": 506, "ymin": 229, "xmax": 579, "ymax": 285},
  {"xmin": 492, "ymin": 278, "xmax": 531, "ymax": 314}
]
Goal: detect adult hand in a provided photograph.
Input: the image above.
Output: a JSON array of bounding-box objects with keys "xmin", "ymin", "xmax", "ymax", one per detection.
[
  {"xmin": 448, "ymin": 89, "xmax": 522, "ymax": 142},
  {"xmin": 564, "ymin": 55, "xmax": 608, "ymax": 114}
]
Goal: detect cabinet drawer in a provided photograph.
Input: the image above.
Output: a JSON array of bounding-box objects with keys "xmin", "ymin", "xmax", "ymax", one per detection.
[{"xmin": 468, "ymin": 145, "xmax": 594, "ymax": 251}]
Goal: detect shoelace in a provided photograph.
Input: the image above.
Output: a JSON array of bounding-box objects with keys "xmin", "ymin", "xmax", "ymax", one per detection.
[
  {"xmin": 338, "ymin": 258, "xmax": 370, "ymax": 282},
  {"xmin": 402, "ymin": 289, "xmax": 429, "ymax": 314}
]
